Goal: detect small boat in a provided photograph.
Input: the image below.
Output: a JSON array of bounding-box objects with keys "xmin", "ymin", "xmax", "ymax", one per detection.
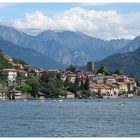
[
  {"xmin": 119, "ymin": 101, "xmax": 127, "ymax": 106},
  {"xmin": 59, "ymin": 100, "xmax": 63, "ymax": 102},
  {"xmin": 84, "ymin": 100, "xmax": 89, "ymax": 103},
  {"xmin": 53, "ymin": 100, "xmax": 56, "ymax": 102},
  {"xmin": 23, "ymin": 99, "xmax": 27, "ymax": 102},
  {"xmin": 40, "ymin": 100, "xmax": 45, "ymax": 102}
]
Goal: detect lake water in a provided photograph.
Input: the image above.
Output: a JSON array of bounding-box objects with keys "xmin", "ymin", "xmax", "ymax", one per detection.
[{"xmin": 0, "ymin": 98, "xmax": 140, "ymax": 137}]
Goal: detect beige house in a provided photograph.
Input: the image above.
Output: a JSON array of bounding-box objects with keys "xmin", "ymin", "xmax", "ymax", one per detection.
[
  {"xmin": 4, "ymin": 55, "xmax": 13, "ymax": 63},
  {"xmin": 105, "ymin": 76, "xmax": 116, "ymax": 85},
  {"xmin": 0, "ymin": 90, "xmax": 6, "ymax": 99},
  {"xmin": 67, "ymin": 74, "xmax": 76, "ymax": 83},
  {"xmin": 89, "ymin": 82, "xmax": 119, "ymax": 98},
  {"xmin": 114, "ymin": 82, "xmax": 128, "ymax": 92}
]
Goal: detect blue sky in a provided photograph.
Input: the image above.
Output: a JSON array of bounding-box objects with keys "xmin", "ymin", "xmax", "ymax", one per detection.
[
  {"xmin": 0, "ymin": 3, "xmax": 140, "ymax": 40},
  {"xmin": 0, "ymin": 3, "xmax": 140, "ymax": 19}
]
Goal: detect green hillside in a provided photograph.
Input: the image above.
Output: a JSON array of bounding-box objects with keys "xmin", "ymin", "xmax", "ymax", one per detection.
[
  {"xmin": 96, "ymin": 46, "xmax": 140, "ymax": 81},
  {"xmin": 0, "ymin": 49, "xmax": 12, "ymax": 69}
]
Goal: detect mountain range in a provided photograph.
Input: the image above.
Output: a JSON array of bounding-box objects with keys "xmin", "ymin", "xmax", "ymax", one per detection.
[
  {"xmin": 0, "ymin": 36, "xmax": 65, "ymax": 69},
  {"xmin": 0, "ymin": 25, "xmax": 131, "ymax": 66},
  {"xmin": 96, "ymin": 46, "xmax": 140, "ymax": 81},
  {"xmin": 0, "ymin": 25, "xmax": 140, "ymax": 80}
]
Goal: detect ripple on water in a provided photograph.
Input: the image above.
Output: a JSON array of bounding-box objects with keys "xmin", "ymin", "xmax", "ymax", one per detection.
[{"xmin": 0, "ymin": 99, "xmax": 140, "ymax": 136}]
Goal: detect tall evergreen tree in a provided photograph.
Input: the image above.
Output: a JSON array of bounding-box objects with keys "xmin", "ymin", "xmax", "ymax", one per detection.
[
  {"xmin": 113, "ymin": 70, "xmax": 122, "ymax": 75},
  {"xmin": 56, "ymin": 72, "xmax": 61, "ymax": 80},
  {"xmin": 80, "ymin": 77, "xmax": 84, "ymax": 90},
  {"xmin": 84, "ymin": 76, "xmax": 89, "ymax": 90},
  {"xmin": 75, "ymin": 75, "xmax": 79, "ymax": 85},
  {"xmin": 64, "ymin": 76, "xmax": 71, "ymax": 88},
  {"xmin": 97, "ymin": 64, "xmax": 109, "ymax": 75}
]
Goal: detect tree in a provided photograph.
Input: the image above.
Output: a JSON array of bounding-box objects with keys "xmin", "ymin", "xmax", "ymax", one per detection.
[
  {"xmin": 40, "ymin": 72, "xmax": 66, "ymax": 98},
  {"xmin": 56, "ymin": 72, "xmax": 61, "ymax": 80},
  {"xmin": 64, "ymin": 76, "xmax": 71, "ymax": 88},
  {"xmin": 41, "ymin": 71, "xmax": 50, "ymax": 83},
  {"xmin": 81, "ymin": 90, "xmax": 91, "ymax": 98},
  {"xmin": 68, "ymin": 83, "xmax": 78, "ymax": 93},
  {"xmin": 0, "ymin": 49, "xmax": 13, "ymax": 69},
  {"xmin": 75, "ymin": 75, "xmax": 79, "ymax": 85},
  {"xmin": 57, "ymin": 88, "xmax": 67, "ymax": 98},
  {"xmin": 26, "ymin": 77, "xmax": 40, "ymax": 97},
  {"xmin": 66, "ymin": 65, "xmax": 77, "ymax": 73},
  {"xmin": 97, "ymin": 64, "xmax": 109, "ymax": 75},
  {"xmin": 16, "ymin": 70, "xmax": 27, "ymax": 85},
  {"xmin": 84, "ymin": 76, "xmax": 89, "ymax": 90},
  {"xmin": 13, "ymin": 58, "xmax": 27, "ymax": 65},
  {"xmin": 113, "ymin": 70, "xmax": 121, "ymax": 75},
  {"xmin": 80, "ymin": 78, "xmax": 84, "ymax": 90},
  {"xmin": 20, "ymin": 83, "xmax": 32, "ymax": 94}
]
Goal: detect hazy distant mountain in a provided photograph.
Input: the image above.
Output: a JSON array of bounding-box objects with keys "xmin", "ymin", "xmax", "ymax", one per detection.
[
  {"xmin": 0, "ymin": 36, "xmax": 65, "ymax": 69},
  {"xmin": 28, "ymin": 30, "xmax": 130, "ymax": 65},
  {"xmin": 118, "ymin": 36, "xmax": 140, "ymax": 53},
  {"xmin": 96, "ymin": 46, "xmax": 140, "ymax": 81},
  {"xmin": 0, "ymin": 25, "xmax": 131, "ymax": 66},
  {"xmin": 0, "ymin": 25, "xmax": 34, "ymax": 46}
]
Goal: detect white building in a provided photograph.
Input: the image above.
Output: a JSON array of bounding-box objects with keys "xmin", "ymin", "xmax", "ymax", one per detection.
[
  {"xmin": 66, "ymin": 92, "xmax": 75, "ymax": 99},
  {"xmin": 92, "ymin": 74, "xmax": 104, "ymax": 84},
  {"xmin": 0, "ymin": 69, "xmax": 17, "ymax": 86},
  {"xmin": 105, "ymin": 76, "xmax": 116, "ymax": 85}
]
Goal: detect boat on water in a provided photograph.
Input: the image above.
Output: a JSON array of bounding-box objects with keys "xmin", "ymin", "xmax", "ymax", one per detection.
[
  {"xmin": 84, "ymin": 100, "xmax": 89, "ymax": 103},
  {"xmin": 40, "ymin": 100, "xmax": 45, "ymax": 102},
  {"xmin": 119, "ymin": 101, "xmax": 127, "ymax": 106},
  {"xmin": 59, "ymin": 100, "xmax": 63, "ymax": 102}
]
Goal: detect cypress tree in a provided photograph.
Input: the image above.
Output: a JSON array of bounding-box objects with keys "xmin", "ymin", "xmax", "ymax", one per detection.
[
  {"xmin": 84, "ymin": 76, "xmax": 89, "ymax": 90},
  {"xmin": 80, "ymin": 78, "xmax": 84, "ymax": 90}
]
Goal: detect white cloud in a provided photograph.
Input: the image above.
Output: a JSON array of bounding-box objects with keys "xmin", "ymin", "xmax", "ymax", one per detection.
[{"xmin": 11, "ymin": 7, "xmax": 136, "ymax": 40}]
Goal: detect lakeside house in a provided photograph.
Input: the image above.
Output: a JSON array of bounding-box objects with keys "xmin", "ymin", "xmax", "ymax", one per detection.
[
  {"xmin": 66, "ymin": 91, "xmax": 75, "ymax": 99},
  {"xmin": 88, "ymin": 73, "xmax": 138, "ymax": 98},
  {"xmin": 23, "ymin": 64, "xmax": 32, "ymax": 72},
  {"xmin": 105, "ymin": 76, "xmax": 116, "ymax": 85},
  {"xmin": 34, "ymin": 68, "xmax": 45, "ymax": 77},
  {"xmin": 47, "ymin": 69, "xmax": 59, "ymax": 74},
  {"xmin": 4, "ymin": 55, "xmax": 13, "ymax": 63},
  {"xmin": 89, "ymin": 83, "xmax": 118, "ymax": 98},
  {"xmin": 8, "ymin": 89, "xmax": 22, "ymax": 100},
  {"xmin": 0, "ymin": 69, "xmax": 17, "ymax": 86},
  {"xmin": 0, "ymin": 55, "xmax": 139, "ymax": 99},
  {"xmin": 113, "ymin": 82, "xmax": 128, "ymax": 92},
  {"xmin": 0, "ymin": 89, "xmax": 6, "ymax": 99},
  {"xmin": 93, "ymin": 73, "xmax": 104, "ymax": 84},
  {"xmin": 67, "ymin": 74, "xmax": 76, "ymax": 83},
  {"xmin": 37, "ymin": 92, "xmax": 45, "ymax": 99}
]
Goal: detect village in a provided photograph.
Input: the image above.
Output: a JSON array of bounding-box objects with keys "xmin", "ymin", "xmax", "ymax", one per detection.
[{"xmin": 0, "ymin": 55, "xmax": 139, "ymax": 100}]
